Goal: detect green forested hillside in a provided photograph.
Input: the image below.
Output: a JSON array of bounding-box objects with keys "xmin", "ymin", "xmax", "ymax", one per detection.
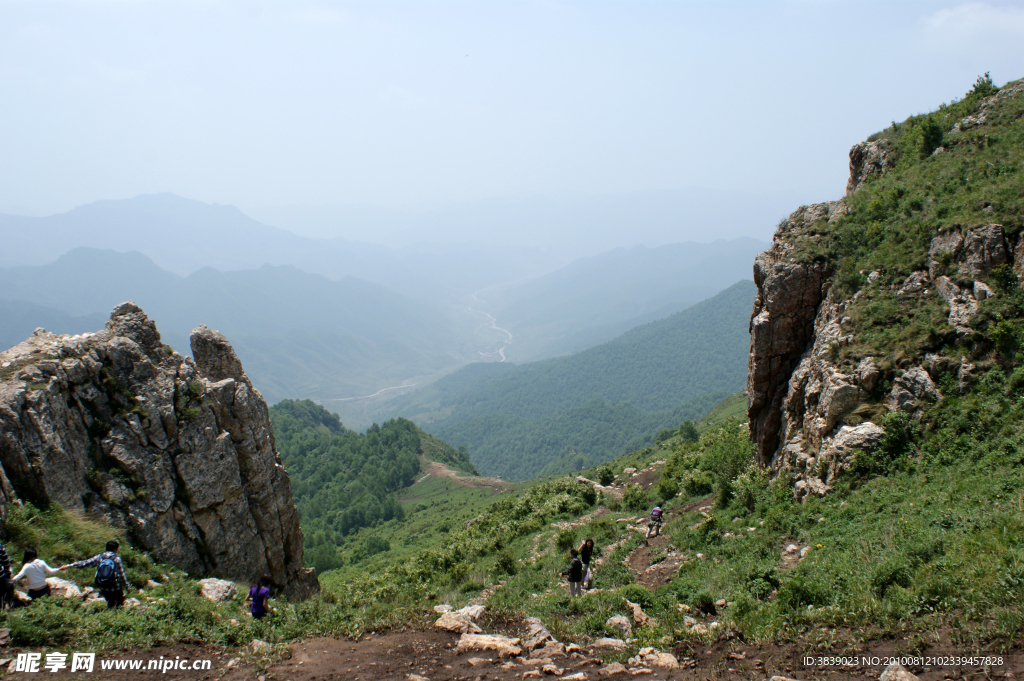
[
  {"xmin": 438, "ymin": 392, "xmax": 731, "ymax": 480},
  {"xmin": 382, "ymin": 281, "xmax": 755, "ymax": 480},
  {"xmin": 270, "ymin": 400, "xmax": 474, "ymax": 573}
]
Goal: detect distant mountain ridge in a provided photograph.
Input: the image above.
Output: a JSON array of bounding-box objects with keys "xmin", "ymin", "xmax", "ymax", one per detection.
[
  {"xmin": 372, "ymin": 281, "xmax": 756, "ymax": 480},
  {"xmin": 0, "ymin": 248, "xmax": 469, "ymax": 404},
  {"xmin": 0, "ymin": 193, "xmax": 562, "ymax": 302}
]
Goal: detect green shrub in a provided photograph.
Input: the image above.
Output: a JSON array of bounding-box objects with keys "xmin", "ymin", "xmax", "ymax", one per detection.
[
  {"xmin": 596, "ymin": 466, "xmax": 615, "ymax": 486},
  {"xmin": 683, "ymin": 470, "xmax": 714, "ymax": 496},
  {"xmin": 692, "ymin": 590, "xmax": 717, "ymax": 615},
  {"xmin": 745, "ymin": 567, "xmax": 780, "ymax": 600},
  {"xmin": 556, "ymin": 528, "xmax": 577, "ymax": 551},
  {"xmin": 918, "ymin": 116, "xmax": 945, "ymax": 158},
  {"xmin": 617, "ymin": 584, "xmax": 654, "ymax": 609},
  {"xmin": 622, "ymin": 483, "xmax": 648, "ymax": 512},
  {"xmin": 655, "ymin": 476, "xmax": 679, "ymax": 503},
  {"xmin": 493, "ymin": 552, "xmax": 518, "ymax": 576},
  {"xmin": 871, "ymin": 558, "xmax": 913, "ymax": 598},
  {"xmin": 678, "ymin": 420, "xmax": 699, "ymax": 443},
  {"xmin": 776, "ymin": 574, "xmax": 829, "ymax": 611}
]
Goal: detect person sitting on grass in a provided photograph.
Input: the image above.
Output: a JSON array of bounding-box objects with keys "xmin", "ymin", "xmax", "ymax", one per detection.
[
  {"xmin": 560, "ymin": 549, "xmax": 584, "ymax": 598},
  {"xmin": 11, "ymin": 548, "xmax": 59, "ymax": 601},
  {"xmin": 60, "ymin": 540, "xmax": 129, "ymax": 608},
  {"xmin": 246, "ymin": 574, "xmax": 272, "ymax": 619}
]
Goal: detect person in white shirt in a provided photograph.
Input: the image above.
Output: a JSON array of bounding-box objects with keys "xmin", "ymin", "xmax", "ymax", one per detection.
[{"xmin": 12, "ymin": 548, "xmax": 59, "ymax": 600}]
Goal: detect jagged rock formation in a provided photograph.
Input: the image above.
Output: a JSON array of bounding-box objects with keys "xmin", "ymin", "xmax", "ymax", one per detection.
[
  {"xmin": 748, "ymin": 97, "xmax": 1023, "ymax": 498},
  {"xmin": 0, "ymin": 302, "xmax": 317, "ymax": 598},
  {"xmin": 847, "ymin": 140, "xmax": 897, "ymax": 194}
]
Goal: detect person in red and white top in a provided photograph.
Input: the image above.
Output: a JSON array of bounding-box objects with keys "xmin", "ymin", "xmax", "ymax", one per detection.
[{"xmin": 11, "ymin": 547, "xmax": 60, "ymax": 600}]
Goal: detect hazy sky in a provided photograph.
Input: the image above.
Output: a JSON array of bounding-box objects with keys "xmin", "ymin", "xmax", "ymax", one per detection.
[{"xmin": 2, "ymin": 1, "xmax": 1023, "ymax": 243}]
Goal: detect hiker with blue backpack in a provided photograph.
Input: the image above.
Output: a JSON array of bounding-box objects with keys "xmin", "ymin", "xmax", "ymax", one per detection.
[{"xmin": 60, "ymin": 540, "xmax": 129, "ymax": 608}]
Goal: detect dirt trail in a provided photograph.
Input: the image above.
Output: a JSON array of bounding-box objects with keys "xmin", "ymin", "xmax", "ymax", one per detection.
[
  {"xmin": 28, "ymin": 628, "xmax": 1024, "ymax": 681},
  {"xmin": 420, "ymin": 461, "xmax": 508, "ymax": 491}
]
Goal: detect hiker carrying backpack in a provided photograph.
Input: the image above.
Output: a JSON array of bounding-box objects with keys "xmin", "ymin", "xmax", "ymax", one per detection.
[
  {"xmin": 647, "ymin": 506, "xmax": 663, "ymax": 539},
  {"xmin": 61, "ymin": 540, "xmax": 128, "ymax": 608}
]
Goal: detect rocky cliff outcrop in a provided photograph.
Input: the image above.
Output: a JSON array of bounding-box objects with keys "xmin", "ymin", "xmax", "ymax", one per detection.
[
  {"xmin": 748, "ymin": 120, "xmax": 1020, "ymax": 499},
  {"xmin": 0, "ymin": 302, "xmax": 317, "ymax": 599}
]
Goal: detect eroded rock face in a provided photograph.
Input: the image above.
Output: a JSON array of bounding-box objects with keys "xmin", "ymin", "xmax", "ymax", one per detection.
[
  {"xmin": 0, "ymin": 304, "xmax": 317, "ymax": 599},
  {"xmin": 747, "ymin": 202, "xmax": 845, "ymax": 467},
  {"xmin": 847, "ymin": 140, "xmax": 897, "ymax": 194}
]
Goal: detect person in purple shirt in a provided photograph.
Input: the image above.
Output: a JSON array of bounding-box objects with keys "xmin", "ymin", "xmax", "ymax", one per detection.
[
  {"xmin": 246, "ymin": 574, "xmax": 272, "ymax": 619},
  {"xmin": 60, "ymin": 540, "xmax": 129, "ymax": 608}
]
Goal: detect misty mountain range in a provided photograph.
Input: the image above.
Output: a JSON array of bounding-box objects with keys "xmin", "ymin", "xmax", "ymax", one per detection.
[{"xmin": 0, "ymin": 194, "xmax": 766, "ymax": 407}]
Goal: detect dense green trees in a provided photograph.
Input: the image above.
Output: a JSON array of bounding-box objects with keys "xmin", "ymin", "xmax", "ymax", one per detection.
[{"xmin": 270, "ymin": 400, "xmax": 426, "ymax": 573}]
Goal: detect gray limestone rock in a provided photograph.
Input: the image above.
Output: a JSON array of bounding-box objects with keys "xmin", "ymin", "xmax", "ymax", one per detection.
[
  {"xmin": 856, "ymin": 357, "xmax": 881, "ymax": 392},
  {"xmin": 886, "ymin": 367, "xmax": 942, "ymax": 414},
  {"xmin": 0, "ymin": 304, "xmax": 318, "ymax": 599},
  {"xmin": 819, "ymin": 422, "xmax": 885, "ymax": 483},
  {"xmin": 847, "ymin": 140, "xmax": 896, "ymax": 195}
]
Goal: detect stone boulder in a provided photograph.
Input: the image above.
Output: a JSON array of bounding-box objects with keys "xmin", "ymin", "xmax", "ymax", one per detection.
[
  {"xmin": 0, "ymin": 304, "xmax": 317, "ymax": 599},
  {"xmin": 886, "ymin": 367, "xmax": 942, "ymax": 414},
  {"xmin": 199, "ymin": 578, "xmax": 238, "ymax": 603},
  {"xmin": 44, "ymin": 577, "xmax": 82, "ymax": 599},
  {"xmin": 933, "ymin": 276, "xmax": 978, "ymax": 336},
  {"xmin": 604, "ymin": 615, "xmax": 631, "ymax": 637},
  {"xmin": 590, "ymin": 638, "xmax": 627, "ymax": 651},
  {"xmin": 819, "ymin": 422, "xmax": 885, "ymax": 483},
  {"xmin": 454, "ymin": 633, "xmax": 522, "ymax": 658},
  {"xmin": 435, "ymin": 611, "xmax": 482, "ymax": 634}
]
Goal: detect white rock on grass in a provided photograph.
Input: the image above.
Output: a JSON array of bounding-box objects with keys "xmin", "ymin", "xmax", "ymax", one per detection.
[
  {"xmin": 433, "ymin": 604, "xmax": 452, "ymax": 614},
  {"xmin": 605, "ymin": 615, "xmax": 631, "ymax": 637},
  {"xmin": 199, "ymin": 578, "xmax": 238, "ymax": 603},
  {"xmin": 434, "ymin": 612, "xmax": 482, "ymax": 634}
]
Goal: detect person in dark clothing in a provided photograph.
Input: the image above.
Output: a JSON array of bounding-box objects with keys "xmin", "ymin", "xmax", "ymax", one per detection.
[
  {"xmin": 560, "ymin": 549, "xmax": 584, "ymax": 598},
  {"xmin": 0, "ymin": 542, "xmax": 14, "ymax": 609},
  {"xmin": 246, "ymin": 574, "xmax": 272, "ymax": 619},
  {"xmin": 61, "ymin": 540, "xmax": 129, "ymax": 608},
  {"xmin": 578, "ymin": 538, "xmax": 595, "ymax": 589}
]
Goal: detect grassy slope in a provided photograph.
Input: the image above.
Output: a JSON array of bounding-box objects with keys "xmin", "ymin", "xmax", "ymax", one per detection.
[{"xmin": 315, "ymin": 76, "xmax": 1024, "ymax": 654}]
